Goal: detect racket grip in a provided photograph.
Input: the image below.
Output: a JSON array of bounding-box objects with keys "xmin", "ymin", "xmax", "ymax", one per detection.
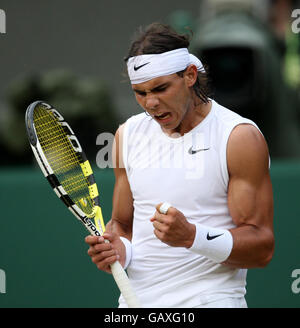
[{"xmin": 110, "ymin": 261, "xmax": 141, "ymax": 308}]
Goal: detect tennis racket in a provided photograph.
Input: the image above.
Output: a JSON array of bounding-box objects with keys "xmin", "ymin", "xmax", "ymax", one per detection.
[{"xmin": 25, "ymin": 101, "xmax": 140, "ymax": 308}]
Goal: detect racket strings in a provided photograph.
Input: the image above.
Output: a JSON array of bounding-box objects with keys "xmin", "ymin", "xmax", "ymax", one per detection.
[
  {"xmin": 35, "ymin": 116, "xmax": 80, "ymax": 174},
  {"xmin": 34, "ymin": 117, "xmax": 78, "ymax": 167},
  {"xmin": 34, "ymin": 106, "xmax": 95, "ymax": 215}
]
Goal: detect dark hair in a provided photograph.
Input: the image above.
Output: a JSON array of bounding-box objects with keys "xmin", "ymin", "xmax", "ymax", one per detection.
[{"xmin": 124, "ymin": 23, "xmax": 212, "ymax": 103}]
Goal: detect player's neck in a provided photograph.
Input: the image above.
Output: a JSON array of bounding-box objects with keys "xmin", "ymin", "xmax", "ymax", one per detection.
[{"xmin": 166, "ymin": 100, "xmax": 212, "ymax": 137}]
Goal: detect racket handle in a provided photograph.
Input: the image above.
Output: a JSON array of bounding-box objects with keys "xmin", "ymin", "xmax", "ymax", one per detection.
[
  {"xmin": 110, "ymin": 261, "xmax": 141, "ymax": 308},
  {"xmin": 87, "ymin": 222, "xmax": 141, "ymax": 307}
]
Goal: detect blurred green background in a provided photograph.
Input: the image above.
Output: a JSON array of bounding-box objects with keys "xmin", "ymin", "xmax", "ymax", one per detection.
[{"xmin": 0, "ymin": 0, "xmax": 300, "ymax": 308}]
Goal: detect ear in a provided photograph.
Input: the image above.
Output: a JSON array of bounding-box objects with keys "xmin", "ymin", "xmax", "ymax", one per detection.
[{"xmin": 184, "ymin": 64, "xmax": 198, "ymax": 87}]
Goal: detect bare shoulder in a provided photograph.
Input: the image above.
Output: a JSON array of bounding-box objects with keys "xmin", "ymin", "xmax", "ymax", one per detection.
[
  {"xmin": 115, "ymin": 123, "xmax": 125, "ymax": 140},
  {"xmin": 113, "ymin": 123, "xmax": 126, "ymax": 172},
  {"xmin": 227, "ymin": 124, "xmax": 270, "ymax": 179}
]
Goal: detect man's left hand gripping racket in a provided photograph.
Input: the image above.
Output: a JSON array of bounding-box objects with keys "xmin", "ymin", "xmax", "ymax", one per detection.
[{"xmin": 25, "ymin": 101, "xmax": 140, "ymax": 308}]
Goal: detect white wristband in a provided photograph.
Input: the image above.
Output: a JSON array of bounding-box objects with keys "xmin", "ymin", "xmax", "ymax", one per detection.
[
  {"xmin": 119, "ymin": 237, "xmax": 132, "ymax": 269},
  {"xmin": 189, "ymin": 224, "xmax": 233, "ymax": 263}
]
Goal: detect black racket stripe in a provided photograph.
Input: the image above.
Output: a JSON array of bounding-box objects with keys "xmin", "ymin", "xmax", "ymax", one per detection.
[{"xmin": 46, "ymin": 174, "xmax": 60, "ymax": 189}]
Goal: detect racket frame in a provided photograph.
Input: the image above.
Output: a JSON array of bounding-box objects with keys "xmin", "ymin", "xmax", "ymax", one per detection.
[
  {"xmin": 25, "ymin": 101, "xmax": 140, "ymax": 308},
  {"xmin": 26, "ymin": 101, "xmax": 103, "ymax": 236}
]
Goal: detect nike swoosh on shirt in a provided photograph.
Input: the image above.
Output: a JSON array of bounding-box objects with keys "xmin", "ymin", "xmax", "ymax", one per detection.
[
  {"xmin": 188, "ymin": 147, "xmax": 210, "ymax": 155},
  {"xmin": 134, "ymin": 62, "xmax": 150, "ymax": 71}
]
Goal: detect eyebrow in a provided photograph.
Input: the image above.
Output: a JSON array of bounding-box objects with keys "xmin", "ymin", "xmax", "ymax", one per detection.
[{"xmin": 133, "ymin": 82, "xmax": 169, "ymax": 94}]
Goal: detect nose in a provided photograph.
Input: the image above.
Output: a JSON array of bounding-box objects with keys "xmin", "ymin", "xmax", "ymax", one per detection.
[{"xmin": 145, "ymin": 94, "xmax": 159, "ymax": 111}]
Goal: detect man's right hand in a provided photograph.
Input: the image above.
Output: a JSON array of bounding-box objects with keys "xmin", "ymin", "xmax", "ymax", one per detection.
[{"xmin": 85, "ymin": 233, "xmax": 126, "ymax": 273}]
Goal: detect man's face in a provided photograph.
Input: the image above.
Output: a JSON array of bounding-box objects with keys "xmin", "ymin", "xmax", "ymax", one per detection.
[{"xmin": 131, "ymin": 68, "xmax": 196, "ymax": 133}]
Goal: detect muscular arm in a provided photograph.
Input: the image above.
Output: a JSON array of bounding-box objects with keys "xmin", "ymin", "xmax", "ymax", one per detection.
[
  {"xmin": 107, "ymin": 124, "xmax": 134, "ymax": 240},
  {"xmin": 224, "ymin": 124, "xmax": 274, "ymax": 268},
  {"xmin": 85, "ymin": 124, "xmax": 134, "ymax": 272}
]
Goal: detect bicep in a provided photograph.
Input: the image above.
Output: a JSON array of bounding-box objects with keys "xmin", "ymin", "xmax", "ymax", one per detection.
[
  {"xmin": 111, "ymin": 168, "xmax": 134, "ymax": 235},
  {"xmin": 227, "ymin": 124, "xmax": 273, "ymax": 230},
  {"xmin": 228, "ymin": 172, "xmax": 273, "ymax": 231},
  {"xmin": 224, "ymin": 124, "xmax": 274, "ymax": 267},
  {"xmin": 110, "ymin": 125, "xmax": 134, "ymax": 238}
]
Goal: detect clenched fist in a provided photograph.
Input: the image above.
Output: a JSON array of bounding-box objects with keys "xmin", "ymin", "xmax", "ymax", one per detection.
[{"xmin": 150, "ymin": 203, "xmax": 196, "ymax": 248}]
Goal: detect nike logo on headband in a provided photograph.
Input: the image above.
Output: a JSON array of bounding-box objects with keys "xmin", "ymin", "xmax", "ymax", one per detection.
[{"xmin": 134, "ymin": 62, "xmax": 150, "ymax": 71}]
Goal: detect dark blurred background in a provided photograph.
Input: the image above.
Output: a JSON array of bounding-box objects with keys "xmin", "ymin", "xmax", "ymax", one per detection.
[
  {"xmin": 0, "ymin": 0, "xmax": 300, "ymax": 164},
  {"xmin": 0, "ymin": 0, "xmax": 300, "ymax": 308}
]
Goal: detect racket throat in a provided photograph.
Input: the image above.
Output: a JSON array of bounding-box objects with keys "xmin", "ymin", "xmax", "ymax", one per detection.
[{"xmin": 94, "ymin": 206, "xmax": 106, "ymax": 234}]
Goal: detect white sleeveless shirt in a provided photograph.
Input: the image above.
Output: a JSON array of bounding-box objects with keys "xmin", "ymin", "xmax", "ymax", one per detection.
[{"xmin": 119, "ymin": 100, "xmax": 258, "ymax": 308}]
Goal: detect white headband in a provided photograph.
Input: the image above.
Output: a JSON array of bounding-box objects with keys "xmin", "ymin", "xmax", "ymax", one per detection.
[{"xmin": 127, "ymin": 48, "xmax": 205, "ymax": 84}]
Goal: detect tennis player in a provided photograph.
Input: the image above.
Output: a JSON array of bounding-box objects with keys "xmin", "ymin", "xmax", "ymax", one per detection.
[{"xmin": 85, "ymin": 23, "xmax": 274, "ymax": 308}]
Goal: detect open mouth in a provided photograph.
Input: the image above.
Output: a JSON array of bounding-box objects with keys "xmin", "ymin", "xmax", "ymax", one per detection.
[{"xmin": 154, "ymin": 112, "xmax": 171, "ymax": 121}]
